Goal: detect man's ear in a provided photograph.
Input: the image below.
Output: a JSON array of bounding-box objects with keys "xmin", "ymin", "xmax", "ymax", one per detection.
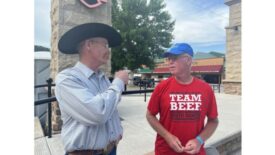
[
  {"xmin": 187, "ymin": 57, "xmax": 193, "ymax": 66},
  {"xmin": 85, "ymin": 40, "xmax": 92, "ymax": 50}
]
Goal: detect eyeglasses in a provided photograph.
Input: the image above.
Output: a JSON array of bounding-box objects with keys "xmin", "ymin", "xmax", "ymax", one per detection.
[
  {"xmin": 167, "ymin": 55, "xmax": 189, "ymax": 61},
  {"xmin": 90, "ymin": 40, "xmax": 109, "ymax": 48}
]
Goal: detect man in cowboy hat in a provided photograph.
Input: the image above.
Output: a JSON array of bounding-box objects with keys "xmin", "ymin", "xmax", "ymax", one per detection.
[
  {"xmin": 55, "ymin": 23, "xmax": 129, "ymax": 155},
  {"xmin": 146, "ymin": 43, "xmax": 219, "ymax": 155}
]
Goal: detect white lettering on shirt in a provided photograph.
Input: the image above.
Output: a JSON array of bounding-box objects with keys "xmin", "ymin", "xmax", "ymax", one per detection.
[{"xmin": 169, "ymin": 94, "xmax": 202, "ymax": 111}]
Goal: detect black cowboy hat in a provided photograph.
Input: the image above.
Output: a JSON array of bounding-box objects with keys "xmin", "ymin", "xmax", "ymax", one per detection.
[{"xmin": 58, "ymin": 23, "xmax": 122, "ymax": 54}]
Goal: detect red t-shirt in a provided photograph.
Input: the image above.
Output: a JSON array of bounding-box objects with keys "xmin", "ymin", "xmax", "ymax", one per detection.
[{"xmin": 147, "ymin": 77, "xmax": 218, "ymax": 155}]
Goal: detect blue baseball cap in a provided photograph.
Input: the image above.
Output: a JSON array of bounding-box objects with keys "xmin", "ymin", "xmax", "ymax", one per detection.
[{"xmin": 163, "ymin": 43, "xmax": 193, "ymax": 57}]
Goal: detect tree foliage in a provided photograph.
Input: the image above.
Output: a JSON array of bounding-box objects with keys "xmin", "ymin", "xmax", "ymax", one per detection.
[
  {"xmin": 111, "ymin": 0, "xmax": 175, "ymax": 73},
  {"xmin": 34, "ymin": 45, "xmax": 50, "ymax": 52}
]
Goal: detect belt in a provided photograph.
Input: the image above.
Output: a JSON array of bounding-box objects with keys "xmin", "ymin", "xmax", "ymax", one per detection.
[{"xmin": 69, "ymin": 141, "xmax": 117, "ymax": 155}]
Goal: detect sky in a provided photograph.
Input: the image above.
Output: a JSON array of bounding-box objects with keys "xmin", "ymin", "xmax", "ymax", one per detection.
[
  {"xmin": 164, "ymin": 0, "xmax": 228, "ymax": 53},
  {"xmin": 35, "ymin": 0, "xmax": 51, "ymax": 48},
  {"xmin": 35, "ymin": 0, "xmax": 228, "ymax": 53}
]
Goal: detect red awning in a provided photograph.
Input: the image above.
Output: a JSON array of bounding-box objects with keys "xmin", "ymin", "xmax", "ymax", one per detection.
[
  {"xmin": 153, "ymin": 65, "xmax": 223, "ymax": 74},
  {"xmin": 191, "ymin": 65, "xmax": 223, "ymax": 73},
  {"xmin": 153, "ymin": 68, "xmax": 170, "ymax": 73}
]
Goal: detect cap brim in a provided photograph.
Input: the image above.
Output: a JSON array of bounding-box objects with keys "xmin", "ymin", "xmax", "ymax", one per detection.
[
  {"xmin": 58, "ymin": 23, "xmax": 122, "ymax": 54},
  {"xmin": 162, "ymin": 52, "xmax": 179, "ymax": 58}
]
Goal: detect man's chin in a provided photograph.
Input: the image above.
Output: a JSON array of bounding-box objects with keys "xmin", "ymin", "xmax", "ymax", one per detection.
[
  {"xmin": 169, "ymin": 69, "xmax": 175, "ymax": 73},
  {"xmin": 170, "ymin": 71, "xmax": 176, "ymax": 75}
]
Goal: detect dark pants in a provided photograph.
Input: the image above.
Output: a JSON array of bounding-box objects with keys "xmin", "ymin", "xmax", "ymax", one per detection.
[
  {"xmin": 65, "ymin": 146, "xmax": 117, "ymax": 155},
  {"xmin": 108, "ymin": 146, "xmax": 116, "ymax": 155}
]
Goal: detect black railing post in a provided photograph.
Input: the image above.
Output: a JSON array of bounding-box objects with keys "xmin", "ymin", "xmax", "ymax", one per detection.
[
  {"xmin": 46, "ymin": 78, "xmax": 53, "ymax": 138},
  {"xmin": 144, "ymin": 82, "xmax": 147, "ymax": 102}
]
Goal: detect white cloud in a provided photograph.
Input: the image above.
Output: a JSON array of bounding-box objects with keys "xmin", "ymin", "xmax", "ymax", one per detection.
[
  {"xmin": 164, "ymin": 0, "xmax": 229, "ymax": 46},
  {"xmin": 34, "ymin": 0, "xmax": 229, "ymax": 51}
]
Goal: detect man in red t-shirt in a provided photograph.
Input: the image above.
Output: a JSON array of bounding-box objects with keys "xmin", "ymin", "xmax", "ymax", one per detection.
[{"xmin": 146, "ymin": 43, "xmax": 219, "ymax": 155}]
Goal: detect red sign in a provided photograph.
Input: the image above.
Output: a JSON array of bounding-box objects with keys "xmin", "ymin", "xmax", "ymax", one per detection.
[{"xmin": 80, "ymin": 0, "xmax": 107, "ymax": 9}]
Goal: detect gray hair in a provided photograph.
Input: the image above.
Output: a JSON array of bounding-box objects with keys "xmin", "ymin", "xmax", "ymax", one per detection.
[{"xmin": 77, "ymin": 40, "xmax": 86, "ymax": 54}]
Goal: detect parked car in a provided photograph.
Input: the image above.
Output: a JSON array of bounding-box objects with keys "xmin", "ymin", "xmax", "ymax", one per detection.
[
  {"xmin": 133, "ymin": 77, "xmax": 155, "ymax": 88},
  {"xmin": 133, "ymin": 76, "xmax": 141, "ymax": 86}
]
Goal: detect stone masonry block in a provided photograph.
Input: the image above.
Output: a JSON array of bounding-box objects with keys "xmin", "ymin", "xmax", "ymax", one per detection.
[
  {"xmin": 52, "ymin": 122, "xmax": 62, "ymax": 131},
  {"xmin": 64, "ymin": 0, "xmax": 75, "ymax": 5}
]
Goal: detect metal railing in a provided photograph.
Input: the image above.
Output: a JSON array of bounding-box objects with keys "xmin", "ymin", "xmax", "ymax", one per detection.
[
  {"xmin": 210, "ymin": 83, "xmax": 222, "ymax": 93},
  {"xmin": 34, "ymin": 78, "xmax": 154, "ymax": 138},
  {"xmin": 35, "ymin": 78, "xmax": 221, "ymax": 138},
  {"xmin": 35, "ymin": 78, "xmax": 54, "ymax": 137}
]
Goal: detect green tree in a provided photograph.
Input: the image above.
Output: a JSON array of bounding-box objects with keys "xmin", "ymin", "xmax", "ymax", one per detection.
[
  {"xmin": 34, "ymin": 45, "xmax": 50, "ymax": 52},
  {"xmin": 111, "ymin": 0, "xmax": 175, "ymax": 73}
]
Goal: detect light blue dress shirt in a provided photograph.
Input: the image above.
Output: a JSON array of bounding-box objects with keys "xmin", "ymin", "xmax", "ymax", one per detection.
[{"xmin": 55, "ymin": 62, "xmax": 124, "ymax": 152}]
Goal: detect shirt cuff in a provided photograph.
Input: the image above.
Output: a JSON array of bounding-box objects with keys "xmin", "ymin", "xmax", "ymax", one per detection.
[{"xmin": 111, "ymin": 78, "xmax": 125, "ymax": 92}]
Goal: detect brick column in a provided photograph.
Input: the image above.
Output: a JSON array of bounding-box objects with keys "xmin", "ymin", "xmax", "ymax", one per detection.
[
  {"xmin": 223, "ymin": 0, "xmax": 242, "ymax": 95},
  {"xmin": 50, "ymin": 0, "xmax": 112, "ymax": 132}
]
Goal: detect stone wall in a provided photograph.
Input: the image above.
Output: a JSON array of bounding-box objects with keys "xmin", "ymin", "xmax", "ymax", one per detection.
[
  {"xmin": 223, "ymin": 0, "xmax": 242, "ymax": 95},
  {"xmin": 206, "ymin": 131, "xmax": 241, "ymax": 155},
  {"xmin": 208, "ymin": 131, "xmax": 242, "ymax": 155},
  {"xmin": 50, "ymin": 0, "xmax": 112, "ymax": 132},
  {"xmin": 50, "ymin": 0, "xmax": 112, "ymax": 78},
  {"xmin": 223, "ymin": 81, "xmax": 241, "ymax": 95}
]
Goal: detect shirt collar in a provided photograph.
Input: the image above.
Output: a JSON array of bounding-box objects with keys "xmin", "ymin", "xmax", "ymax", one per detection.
[{"xmin": 75, "ymin": 62, "xmax": 105, "ymax": 79}]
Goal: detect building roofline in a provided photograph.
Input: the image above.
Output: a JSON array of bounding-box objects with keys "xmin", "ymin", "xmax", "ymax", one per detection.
[{"xmin": 224, "ymin": 0, "xmax": 241, "ymax": 6}]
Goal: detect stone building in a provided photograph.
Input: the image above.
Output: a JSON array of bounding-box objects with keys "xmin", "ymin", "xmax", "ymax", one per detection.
[
  {"xmin": 50, "ymin": 0, "xmax": 112, "ymax": 132},
  {"xmin": 223, "ymin": 0, "xmax": 242, "ymax": 95}
]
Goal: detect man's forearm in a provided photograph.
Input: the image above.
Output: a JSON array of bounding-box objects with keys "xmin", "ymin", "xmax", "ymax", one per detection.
[
  {"xmin": 199, "ymin": 118, "xmax": 219, "ymax": 142},
  {"xmin": 146, "ymin": 110, "xmax": 171, "ymax": 139}
]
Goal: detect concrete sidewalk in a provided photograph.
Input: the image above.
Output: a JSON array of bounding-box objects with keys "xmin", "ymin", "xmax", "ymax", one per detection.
[{"xmin": 117, "ymin": 93, "xmax": 241, "ymax": 155}]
